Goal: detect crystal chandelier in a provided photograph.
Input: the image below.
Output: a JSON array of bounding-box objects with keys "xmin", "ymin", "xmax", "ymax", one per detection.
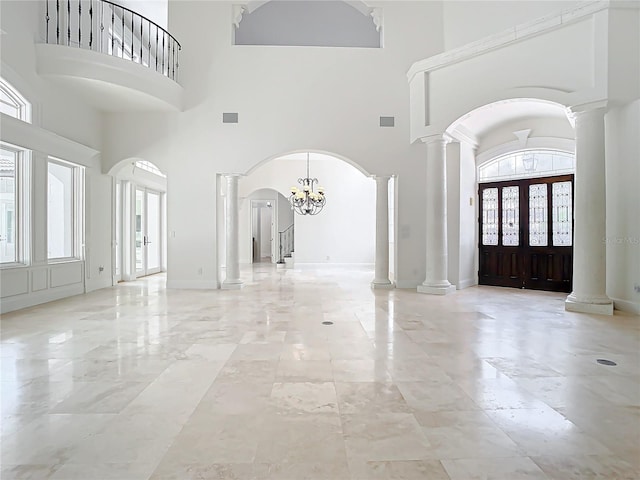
[{"xmin": 289, "ymin": 153, "xmax": 326, "ymax": 215}]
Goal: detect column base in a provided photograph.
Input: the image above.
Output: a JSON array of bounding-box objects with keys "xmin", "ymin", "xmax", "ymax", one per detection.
[
  {"xmin": 565, "ymin": 293, "xmax": 613, "ymax": 315},
  {"xmin": 417, "ymin": 284, "xmax": 456, "ymax": 295},
  {"xmin": 371, "ymin": 281, "xmax": 395, "ymax": 290},
  {"xmin": 222, "ymin": 281, "xmax": 244, "ymax": 290}
]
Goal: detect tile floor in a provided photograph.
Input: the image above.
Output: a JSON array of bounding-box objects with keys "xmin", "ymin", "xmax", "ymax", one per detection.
[{"xmin": 1, "ymin": 264, "xmax": 639, "ymax": 479}]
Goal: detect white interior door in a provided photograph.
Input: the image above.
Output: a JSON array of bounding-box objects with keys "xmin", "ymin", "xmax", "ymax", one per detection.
[{"xmin": 136, "ymin": 188, "xmax": 163, "ymax": 277}]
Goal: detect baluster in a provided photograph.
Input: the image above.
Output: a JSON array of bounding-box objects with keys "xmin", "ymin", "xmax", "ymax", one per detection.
[
  {"xmin": 46, "ymin": 0, "xmax": 50, "ymax": 44},
  {"xmin": 172, "ymin": 39, "xmax": 175, "ymax": 79},
  {"xmin": 56, "ymin": 0, "xmax": 60, "ymax": 44},
  {"xmin": 147, "ymin": 20, "xmax": 151, "ymax": 67},
  {"xmin": 139, "ymin": 16, "xmax": 143, "ymax": 63},
  {"xmin": 176, "ymin": 45, "xmax": 180, "ymax": 81},
  {"xmin": 121, "ymin": 6, "xmax": 124, "ymax": 58},
  {"xmin": 67, "ymin": 0, "xmax": 71, "ymax": 45},
  {"xmin": 78, "ymin": 0, "xmax": 81, "ymax": 47},
  {"xmin": 162, "ymin": 31, "xmax": 165, "ymax": 75},
  {"xmin": 131, "ymin": 10, "xmax": 134, "ymax": 61},
  {"xmin": 89, "ymin": 0, "xmax": 93, "ymax": 49},
  {"xmin": 111, "ymin": 5, "xmax": 114, "ymax": 53},
  {"xmin": 155, "ymin": 25, "xmax": 158, "ymax": 72}
]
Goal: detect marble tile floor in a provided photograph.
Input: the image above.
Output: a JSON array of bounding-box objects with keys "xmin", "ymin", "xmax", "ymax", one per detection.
[{"xmin": 1, "ymin": 264, "xmax": 639, "ymax": 480}]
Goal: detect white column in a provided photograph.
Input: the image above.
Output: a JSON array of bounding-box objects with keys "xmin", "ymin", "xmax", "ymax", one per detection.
[
  {"xmin": 222, "ymin": 174, "xmax": 243, "ymax": 289},
  {"xmin": 418, "ymin": 135, "xmax": 456, "ymax": 295},
  {"xmin": 566, "ymin": 103, "xmax": 613, "ymax": 314},
  {"xmin": 371, "ymin": 175, "xmax": 394, "ymax": 289}
]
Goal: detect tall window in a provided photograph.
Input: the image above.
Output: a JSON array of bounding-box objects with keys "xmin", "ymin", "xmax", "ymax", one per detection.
[
  {"xmin": 0, "ymin": 147, "xmax": 18, "ymax": 263},
  {"xmin": 48, "ymin": 159, "xmax": 82, "ymax": 259},
  {"xmin": 0, "ymin": 77, "xmax": 31, "ymax": 123}
]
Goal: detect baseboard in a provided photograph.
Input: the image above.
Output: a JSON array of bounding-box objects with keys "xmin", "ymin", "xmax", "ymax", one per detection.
[
  {"xmin": 166, "ymin": 279, "xmax": 219, "ymax": 289},
  {"xmin": 1, "ymin": 283, "xmax": 85, "ymax": 314},
  {"xmin": 293, "ymin": 263, "xmax": 375, "ymax": 268},
  {"xmin": 457, "ymin": 278, "xmax": 477, "ymax": 290},
  {"xmin": 611, "ymin": 297, "xmax": 640, "ymax": 315},
  {"xmin": 394, "ymin": 280, "xmax": 420, "ymax": 289}
]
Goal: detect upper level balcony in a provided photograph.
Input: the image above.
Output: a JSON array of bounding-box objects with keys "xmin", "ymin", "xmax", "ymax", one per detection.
[{"xmin": 36, "ymin": 0, "xmax": 182, "ymax": 111}]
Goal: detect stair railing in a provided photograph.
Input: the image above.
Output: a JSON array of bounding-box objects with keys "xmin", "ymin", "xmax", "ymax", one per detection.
[
  {"xmin": 44, "ymin": 0, "xmax": 181, "ymax": 82},
  {"xmin": 278, "ymin": 224, "xmax": 294, "ymax": 263}
]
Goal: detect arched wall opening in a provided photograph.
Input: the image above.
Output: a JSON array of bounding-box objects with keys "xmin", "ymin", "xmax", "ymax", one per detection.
[
  {"xmin": 109, "ymin": 158, "xmax": 167, "ymax": 283},
  {"xmin": 238, "ymin": 151, "xmax": 376, "ymax": 266},
  {"xmin": 217, "ymin": 150, "xmax": 389, "ymax": 287},
  {"xmin": 443, "ymin": 98, "xmax": 576, "ymax": 292}
]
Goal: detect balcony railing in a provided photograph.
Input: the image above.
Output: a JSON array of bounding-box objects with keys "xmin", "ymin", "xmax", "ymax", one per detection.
[{"xmin": 44, "ymin": 0, "xmax": 181, "ymax": 82}]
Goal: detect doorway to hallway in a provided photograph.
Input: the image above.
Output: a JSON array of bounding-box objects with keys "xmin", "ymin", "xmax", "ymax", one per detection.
[{"xmin": 478, "ymin": 174, "xmax": 574, "ymax": 292}]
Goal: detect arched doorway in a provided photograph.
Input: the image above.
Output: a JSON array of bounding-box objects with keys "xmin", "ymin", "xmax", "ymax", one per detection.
[
  {"xmin": 219, "ymin": 150, "xmax": 393, "ymax": 288},
  {"xmin": 109, "ymin": 159, "xmax": 167, "ymax": 282},
  {"xmin": 445, "ymin": 98, "xmax": 576, "ymax": 293},
  {"xmin": 478, "ymin": 150, "xmax": 575, "ymax": 292}
]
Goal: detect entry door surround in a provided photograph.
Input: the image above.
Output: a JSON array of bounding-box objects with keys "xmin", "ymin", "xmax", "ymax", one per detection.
[{"xmin": 479, "ymin": 174, "xmax": 574, "ymax": 292}]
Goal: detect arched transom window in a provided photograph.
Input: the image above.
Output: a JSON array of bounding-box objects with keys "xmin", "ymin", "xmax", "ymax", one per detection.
[
  {"xmin": 135, "ymin": 160, "xmax": 166, "ymax": 178},
  {"xmin": 0, "ymin": 78, "xmax": 31, "ymax": 123},
  {"xmin": 479, "ymin": 150, "xmax": 574, "ymax": 183}
]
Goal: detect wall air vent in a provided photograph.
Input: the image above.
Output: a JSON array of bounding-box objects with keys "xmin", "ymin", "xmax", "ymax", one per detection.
[
  {"xmin": 380, "ymin": 116, "xmax": 395, "ymax": 127},
  {"xmin": 223, "ymin": 113, "xmax": 239, "ymax": 123}
]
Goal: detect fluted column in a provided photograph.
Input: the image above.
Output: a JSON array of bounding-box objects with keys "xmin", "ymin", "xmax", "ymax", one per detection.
[
  {"xmin": 418, "ymin": 135, "xmax": 456, "ymax": 295},
  {"xmin": 371, "ymin": 175, "xmax": 394, "ymax": 289},
  {"xmin": 222, "ymin": 174, "xmax": 243, "ymax": 289},
  {"xmin": 565, "ymin": 103, "xmax": 612, "ymax": 314}
]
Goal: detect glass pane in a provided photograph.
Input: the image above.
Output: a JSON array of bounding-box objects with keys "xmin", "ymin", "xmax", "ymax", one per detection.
[
  {"xmin": 0, "ymin": 100, "xmax": 19, "ymax": 118},
  {"xmin": 498, "ymin": 157, "xmax": 516, "ymax": 177},
  {"xmin": 48, "ymin": 162, "xmax": 73, "ymax": 258},
  {"xmin": 482, "ymin": 188, "xmax": 498, "ymax": 246},
  {"xmin": 529, "ymin": 184, "xmax": 548, "ymax": 246},
  {"xmin": 502, "ymin": 186, "xmax": 519, "ymax": 246},
  {"xmin": 479, "ymin": 150, "xmax": 575, "ymax": 182},
  {"xmin": 552, "ymin": 181, "xmax": 573, "ymax": 246},
  {"xmin": 135, "ymin": 189, "xmax": 144, "ymax": 272},
  {"xmin": 115, "ymin": 182, "xmax": 121, "ymax": 276},
  {"xmin": 147, "ymin": 191, "xmax": 161, "ymax": 270},
  {"xmin": 0, "ymin": 148, "xmax": 17, "ymax": 263}
]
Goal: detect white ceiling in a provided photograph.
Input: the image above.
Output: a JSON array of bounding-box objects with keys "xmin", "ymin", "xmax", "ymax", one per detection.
[{"xmin": 447, "ymin": 98, "xmax": 570, "ymax": 141}]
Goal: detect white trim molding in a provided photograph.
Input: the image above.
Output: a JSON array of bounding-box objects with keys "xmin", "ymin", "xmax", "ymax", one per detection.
[{"xmin": 407, "ymin": 1, "xmax": 609, "ymax": 82}]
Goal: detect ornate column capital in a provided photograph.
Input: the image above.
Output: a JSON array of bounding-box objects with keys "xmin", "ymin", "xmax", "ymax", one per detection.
[
  {"xmin": 567, "ymin": 99, "xmax": 608, "ymax": 117},
  {"xmin": 419, "ymin": 133, "xmax": 449, "ymax": 146}
]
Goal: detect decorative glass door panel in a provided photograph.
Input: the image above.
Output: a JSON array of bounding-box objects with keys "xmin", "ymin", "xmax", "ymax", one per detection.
[
  {"xmin": 146, "ymin": 191, "xmax": 161, "ymax": 272},
  {"xmin": 479, "ymin": 175, "xmax": 573, "ymax": 292},
  {"xmin": 136, "ymin": 188, "xmax": 163, "ymax": 277}
]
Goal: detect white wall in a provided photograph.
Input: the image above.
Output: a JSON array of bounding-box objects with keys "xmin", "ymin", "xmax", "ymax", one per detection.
[
  {"xmin": 102, "ymin": 0, "xmax": 443, "ymax": 288},
  {"xmin": 442, "ymin": 1, "xmax": 582, "ymax": 50},
  {"xmin": 459, "ymin": 141, "xmax": 478, "ymax": 289},
  {"xmin": 0, "ymin": 1, "xmax": 113, "ymax": 310},
  {"xmin": 446, "ymin": 140, "xmax": 477, "ymax": 290},
  {"xmin": 120, "ymin": 0, "xmax": 168, "ymax": 29},
  {"xmin": 605, "ymin": 100, "xmax": 640, "ymax": 314}
]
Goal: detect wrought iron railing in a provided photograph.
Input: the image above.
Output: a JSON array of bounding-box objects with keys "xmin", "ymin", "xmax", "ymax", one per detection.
[
  {"xmin": 44, "ymin": 0, "xmax": 181, "ymax": 82},
  {"xmin": 278, "ymin": 224, "xmax": 294, "ymax": 263}
]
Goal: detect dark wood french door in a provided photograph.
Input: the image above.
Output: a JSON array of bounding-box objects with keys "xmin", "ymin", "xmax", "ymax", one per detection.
[{"xmin": 478, "ymin": 175, "xmax": 574, "ymax": 292}]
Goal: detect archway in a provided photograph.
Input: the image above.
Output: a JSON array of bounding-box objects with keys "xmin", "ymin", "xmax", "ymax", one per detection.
[
  {"xmin": 444, "ymin": 98, "xmax": 576, "ymax": 292},
  {"xmin": 109, "ymin": 158, "xmax": 167, "ymax": 283},
  {"xmin": 218, "ymin": 150, "xmax": 395, "ymax": 289}
]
